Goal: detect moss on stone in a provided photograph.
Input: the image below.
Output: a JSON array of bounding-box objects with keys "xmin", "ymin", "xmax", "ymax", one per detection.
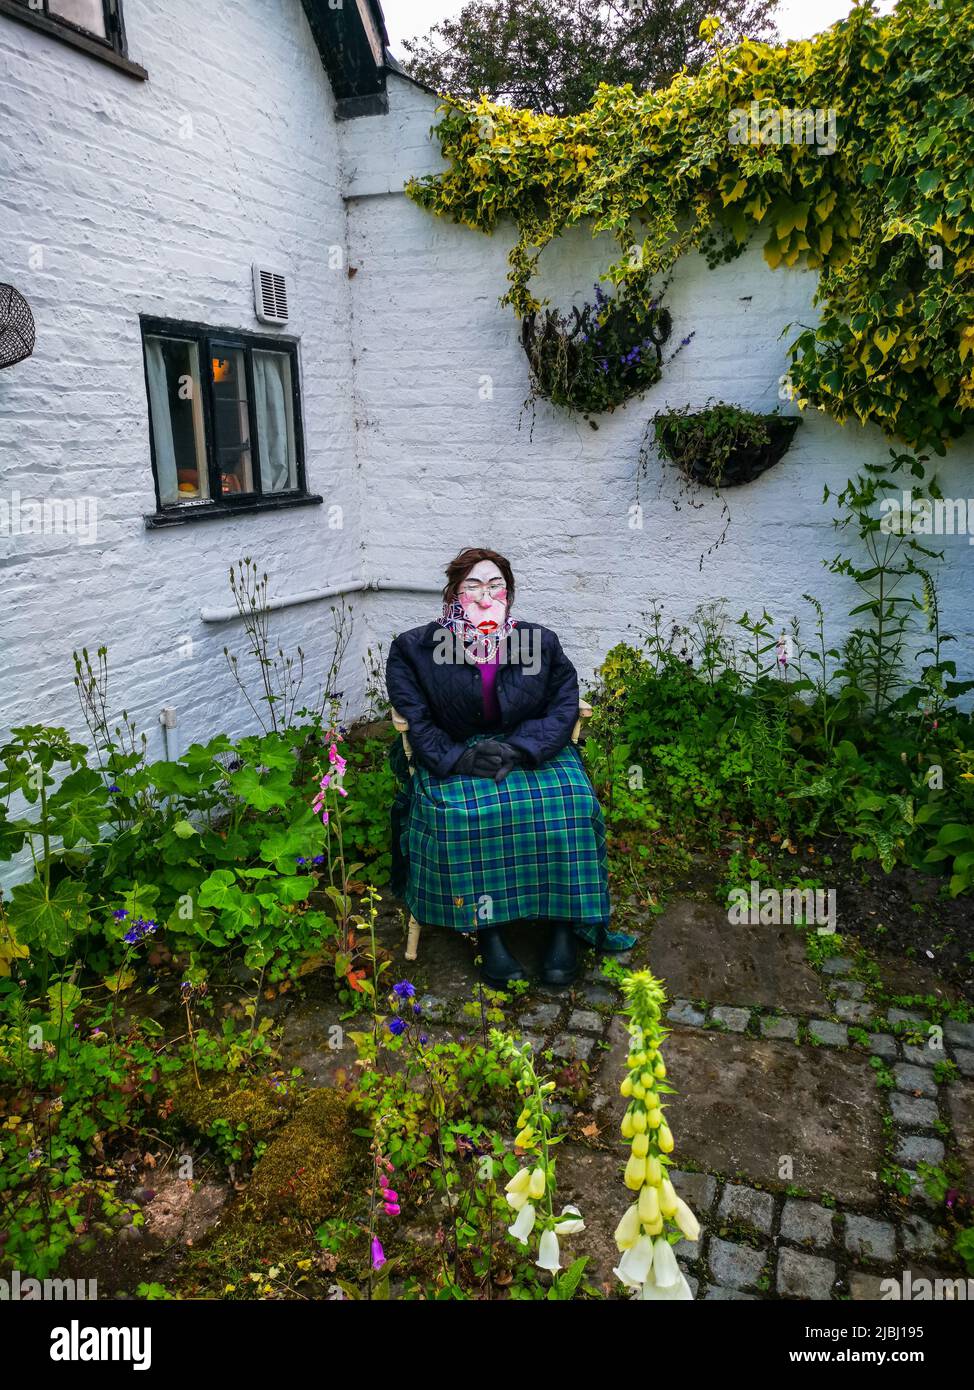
[
  {"xmin": 241, "ymin": 1088, "xmax": 367, "ymax": 1224},
  {"xmin": 169, "ymin": 1074, "xmax": 296, "ymax": 1144}
]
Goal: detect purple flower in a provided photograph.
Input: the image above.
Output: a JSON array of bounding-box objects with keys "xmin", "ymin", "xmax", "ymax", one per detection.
[
  {"xmin": 388, "ymin": 1018, "xmax": 407, "ymax": 1036},
  {"xmin": 371, "ymin": 1237, "xmax": 386, "ymax": 1269},
  {"xmin": 113, "ymin": 909, "xmax": 128, "ymax": 920},
  {"xmin": 296, "ymin": 856, "xmax": 307, "ymax": 866},
  {"xmin": 419, "ymin": 1033, "xmax": 429, "ymax": 1045},
  {"xmin": 108, "ymin": 785, "xmax": 120, "ymax": 794},
  {"xmin": 123, "ymin": 917, "xmax": 158, "ymax": 945},
  {"xmin": 392, "ymin": 980, "xmax": 416, "ymax": 1000},
  {"xmin": 412, "ymin": 1003, "xmax": 422, "ymax": 1016},
  {"xmin": 312, "ymin": 854, "xmax": 325, "ymax": 865}
]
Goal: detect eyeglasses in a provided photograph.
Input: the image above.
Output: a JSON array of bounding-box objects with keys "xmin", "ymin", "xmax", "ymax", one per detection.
[{"xmin": 458, "ymin": 579, "xmax": 507, "ymax": 600}]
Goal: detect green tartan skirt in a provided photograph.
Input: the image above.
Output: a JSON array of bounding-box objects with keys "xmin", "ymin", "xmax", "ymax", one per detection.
[{"xmin": 390, "ymin": 739, "xmax": 635, "ymax": 951}]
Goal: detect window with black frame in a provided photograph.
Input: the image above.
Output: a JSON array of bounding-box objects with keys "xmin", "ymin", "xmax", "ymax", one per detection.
[
  {"xmin": 5, "ymin": 0, "xmax": 128, "ymax": 55},
  {"xmin": 141, "ymin": 320, "xmax": 316, "ymax": 525}
]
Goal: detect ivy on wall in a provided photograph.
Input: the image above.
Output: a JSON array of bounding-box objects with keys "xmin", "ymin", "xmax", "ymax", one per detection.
[{"xmin": 406, "ymin": 0, "xmax": 974, "ymax": 454}]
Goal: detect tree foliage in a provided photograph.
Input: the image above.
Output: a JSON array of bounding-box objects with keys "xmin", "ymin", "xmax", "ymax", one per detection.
[{"xmin": 402, "ymin": 0, "xmax": 777, "ymax": 116}]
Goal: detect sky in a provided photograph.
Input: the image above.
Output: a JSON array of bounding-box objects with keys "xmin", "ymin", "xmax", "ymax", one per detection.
[{"xmin": 383, "ymin": 0, "xmax": 900, "ymax": 57}]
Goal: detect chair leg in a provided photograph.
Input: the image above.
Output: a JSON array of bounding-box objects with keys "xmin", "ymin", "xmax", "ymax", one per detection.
[{"xmin": 405, "ymin": 915, "xmax": 422, "ymax": 961}]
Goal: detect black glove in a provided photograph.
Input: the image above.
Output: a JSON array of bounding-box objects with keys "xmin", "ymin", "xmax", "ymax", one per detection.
[
  {"xmin": 484, "ymin": 740, "xmax": 524, "ymax": 783},
  {"xmin": 454, "ymin": 743, "xmax": 505, "ymax": 778}
]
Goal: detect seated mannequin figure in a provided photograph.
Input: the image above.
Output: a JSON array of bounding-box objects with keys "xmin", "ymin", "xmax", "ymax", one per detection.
[{"xmin": 385, "ymin": 547, "xmax": 635, "ymax": 987}]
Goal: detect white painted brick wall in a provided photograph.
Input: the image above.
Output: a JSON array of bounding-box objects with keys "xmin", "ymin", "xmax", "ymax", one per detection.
[
  {"xmin": 343, "ymin": 73, "xmax": 974, "ymax": 693},
  {"xmin": 0, "ymin": 0, "xmax": 363, "ymax": 777}
]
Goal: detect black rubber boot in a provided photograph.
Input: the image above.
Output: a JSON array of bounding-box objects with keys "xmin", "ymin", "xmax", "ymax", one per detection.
[
  {"xmin": 478, "ymin": 925, "xmax": 528, "ymax": 987},
  {"xmin": 541, "ymin": 920, "xmax": 579, "ymax": 987}
]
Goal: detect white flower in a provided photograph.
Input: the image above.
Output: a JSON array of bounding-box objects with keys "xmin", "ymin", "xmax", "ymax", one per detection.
[
  {"xmin": 651, "ymin": 1236, "xmax": 682, "ymax": 1289},
  {"xmin": 536, "ymin": 1227, "xmax": 561, "ymax": 1272},
  {"xmin": 613, "ymin": 1234, "xmax": 655, "ymax": 1289},
  {"xmin": 528, "ymin": 1167, "xmax": 546, "ymax": 1199},
  {"xmin": 636, "ymin": 1266, "xmax": 693, "ymax": 1301},
  {"xmin": 506, "ymin": 1189, "xmax": 531, "ymax": 1213},
  {"xmin": 508, "ymin": 1201, "xmax": 537, "ymax": 1244},
  {"xmin": 554, "ymin": 1204, "xmax": 585, "ymax": 1235}
]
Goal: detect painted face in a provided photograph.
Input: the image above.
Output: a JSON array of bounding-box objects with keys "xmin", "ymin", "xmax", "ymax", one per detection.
[{"xmin": 456, "ymin": 559, "xmax": 510, "ymax": 635}]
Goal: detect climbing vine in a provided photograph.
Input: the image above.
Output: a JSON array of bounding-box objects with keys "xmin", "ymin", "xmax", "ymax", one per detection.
[{"xmin": 407, "ymin": 0, "xmax": 974, "ymax": 453}]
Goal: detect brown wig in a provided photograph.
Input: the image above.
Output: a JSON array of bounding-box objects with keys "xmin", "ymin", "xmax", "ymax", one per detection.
[{"xmin": 442, "ymin": 547, "xmax": 515, "ymax": 607}]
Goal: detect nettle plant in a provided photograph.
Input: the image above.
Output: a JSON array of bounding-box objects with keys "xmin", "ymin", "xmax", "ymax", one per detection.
[{"xmin": 408, "ymin": 3, "xmax": 974, "ymax": 451}]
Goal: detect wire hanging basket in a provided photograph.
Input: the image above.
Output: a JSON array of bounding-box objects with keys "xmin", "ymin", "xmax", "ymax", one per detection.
[{"xmin": 0, "ymin": 284, "xmax": 36, "ymax": 369}]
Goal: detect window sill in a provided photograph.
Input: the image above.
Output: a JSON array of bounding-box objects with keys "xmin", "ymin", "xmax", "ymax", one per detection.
[
  {"xmin": 0, "ymin": 0, "xmax": 148, "ymax": 79},
  {"xmin": 144, "ymin": 493, "xmax": 323, "ymax": 530}
]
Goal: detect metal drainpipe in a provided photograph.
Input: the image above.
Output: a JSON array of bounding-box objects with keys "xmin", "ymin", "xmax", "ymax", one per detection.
[{"xmin": 199, "ymin": 578, "xmax": 442, "ymax": 624}]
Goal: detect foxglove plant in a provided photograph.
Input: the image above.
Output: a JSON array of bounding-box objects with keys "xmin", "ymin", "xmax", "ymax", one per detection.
[
  {"xmin": 613, "ymin": 970, "xmax": 698, "ymax": 1300},
  {"xmin": 490, "ymin": 1030, "xmax": 585, "ymax": 1275}
]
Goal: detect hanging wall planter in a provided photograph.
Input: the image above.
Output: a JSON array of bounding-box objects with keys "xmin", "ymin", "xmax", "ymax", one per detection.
[
  {"xmin": 653, "ymin": 402, "xmax": 801, "ymax": 490},
  {"xmin": 521, "ymin": 282, "xmax": 674, "ymax": 421},
  {"xmin": 0, "ymin": 285, "xmax": 36, "ymax": 369}
]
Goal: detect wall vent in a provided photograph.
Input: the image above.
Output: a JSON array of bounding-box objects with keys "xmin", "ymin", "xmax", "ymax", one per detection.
[{"xmin": 252, "ymin": 265, "xmax": 289, "ymax": 325}]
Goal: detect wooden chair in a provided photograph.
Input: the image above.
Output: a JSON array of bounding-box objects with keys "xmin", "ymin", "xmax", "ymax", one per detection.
[{"xmin": 389, "ymin": 701, "xmax": 593, "ymax": 960}]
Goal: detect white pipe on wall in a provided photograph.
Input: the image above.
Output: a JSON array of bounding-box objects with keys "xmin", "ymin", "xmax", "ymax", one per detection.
[{"xmin": 199, "ymin": 578, "xmax": 442, "ymax": 624}]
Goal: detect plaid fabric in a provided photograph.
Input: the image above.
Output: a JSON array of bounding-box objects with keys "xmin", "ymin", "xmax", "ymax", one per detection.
[{"xmin": 393, "ymin": 739, "xmax": 635, "ymax": 950}]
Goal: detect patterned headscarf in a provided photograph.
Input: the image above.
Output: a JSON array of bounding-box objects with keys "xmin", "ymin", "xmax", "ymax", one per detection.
[{"xmin": 437, "ymin": 597, "xmax": 517, "ymax": 665}]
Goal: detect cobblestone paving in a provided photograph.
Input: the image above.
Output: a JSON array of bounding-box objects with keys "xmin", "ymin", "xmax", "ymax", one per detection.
[{"xmin": 281, "ymin": 891, "xmax": 972, "ymax": 1300}]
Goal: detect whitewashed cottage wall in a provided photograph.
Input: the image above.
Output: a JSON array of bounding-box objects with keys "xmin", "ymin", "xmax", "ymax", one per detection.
[
  {"xmin": 0, "ymin": 0, "xmax": 363, "ymax": 767},
  {"xmin": 341, "ymin": 72, "xmax": 974, "ymax": 692}
]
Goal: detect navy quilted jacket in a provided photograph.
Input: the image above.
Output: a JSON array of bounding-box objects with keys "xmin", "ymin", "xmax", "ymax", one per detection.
[{"xmin": 385, "ymin": 620, "xmax": 580, "ymax": 777}]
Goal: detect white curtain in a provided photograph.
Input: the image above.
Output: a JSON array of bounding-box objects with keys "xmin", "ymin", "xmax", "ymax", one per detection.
[
  {"xmin": 145, "ymin": 338, "xmax": 179, "ymax": 506},
  {"xmin": 253, "ymin": 351, "xmax": 295, "ymax": 493}
]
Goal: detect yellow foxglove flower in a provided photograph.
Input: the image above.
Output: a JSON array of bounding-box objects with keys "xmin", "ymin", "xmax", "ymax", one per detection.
[
  {"xmin": 638, "ymin": 1182, "xmax": 660, "ymax": 1224},
  {"xmin": 632, "ymin": 1082, "xmax": 646, "ymax": 1100},
  {"xmin": 614, "ymin": 1203, "xmax": 641, "ymax": 1251},
  {"xmin": 659, "ymin": 1178, "xmax": 678, "ymax": 1219},
  {"xmin": 620, "ymin": 1112, "xmax": 635, "ymax": 1139},
  {"xmin": 620, "ymin": 1076, "xmax": 633, "ymax": 1097},
  {"xmin": 505, "ymin": 1168, "xmax": 531, "ymax": 1197},
  {"xmin": 646, "ymin": 1155, "xmax": 662, "ymax": 1186},
  {"xmin": 624, "ymin": 1153, "xmax": 646, "ymax": 1190},
  {"xmin": 528, "ymin": 1167, "xmax": 546, "ymax": 1199},
  {"xmin": 647, "ymin": 1107, "xmax": 663, "ymax": 1127},
  {"xmin": 673, "ymin": 1195, "xmax": 700, "ymax": 1242},
  {"xmin": 658, "ymin": 1123, "xmax": 674, "ymax": 1153},
  {"xmin": 514, "ymin": 1126, "xmax": 535, "ymax": 1149},
  {"xmin": 631, "ymin": 1132, "xmax": 649, "ymax": 1158},
  {"xmin": 631, "ymin": 1109, "xmax": 647, "ymax": 1134}
]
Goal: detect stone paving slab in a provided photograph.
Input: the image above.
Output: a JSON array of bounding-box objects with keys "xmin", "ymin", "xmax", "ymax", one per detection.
[
  {"xmin": 659, "ymin": 1029, "xmax": 885, "ymax": 1204},
  {"xmin": 648, "ymin": 898, "xmax": 829, "ymax": 1015},
  {"xmin": 945, "ymin": 1080, "xmax": 974, "ymax": 1195}
]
